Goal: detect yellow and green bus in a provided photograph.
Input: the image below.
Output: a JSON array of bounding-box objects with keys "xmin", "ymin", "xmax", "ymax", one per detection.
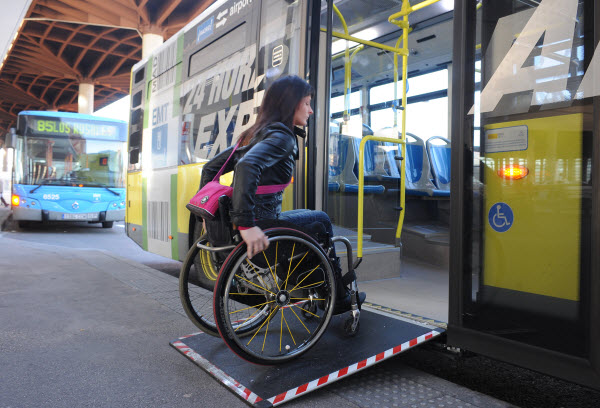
[{"xmin": 126, "ymin": 0, "xmax": 600, "ymax": 390}]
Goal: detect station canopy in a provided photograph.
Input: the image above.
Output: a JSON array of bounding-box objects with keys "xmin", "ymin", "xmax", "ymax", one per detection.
[{"xmin": 0, "ymin": 0, "xmax": 213, "ymax": 132}]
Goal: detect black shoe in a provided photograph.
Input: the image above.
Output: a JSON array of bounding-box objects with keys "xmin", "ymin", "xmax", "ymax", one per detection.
[{"xmin": 333, "ymin": 290, "xmax": 366, "ymax": 315}]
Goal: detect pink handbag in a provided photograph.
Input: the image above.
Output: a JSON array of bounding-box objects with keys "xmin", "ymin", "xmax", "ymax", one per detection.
[{"xmin": 187, "ymin": 141, "xmax": 290, "ymax": 220}]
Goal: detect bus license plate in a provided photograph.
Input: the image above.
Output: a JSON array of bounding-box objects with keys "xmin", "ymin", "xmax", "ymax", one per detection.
[{"xmin": 62, "ymin": 213, "xmax": 96, "ymax": 220}]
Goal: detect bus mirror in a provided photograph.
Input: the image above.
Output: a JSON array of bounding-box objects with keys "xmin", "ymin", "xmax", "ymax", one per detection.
[{"xmin": 2, "ymin": 128, "xmax": 17, "ymax": 149}]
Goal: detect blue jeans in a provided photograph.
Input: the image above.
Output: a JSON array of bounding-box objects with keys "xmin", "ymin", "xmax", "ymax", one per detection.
[{"xmin": 278, "ymin": 209, "xmax": 338, "ymax": 260}]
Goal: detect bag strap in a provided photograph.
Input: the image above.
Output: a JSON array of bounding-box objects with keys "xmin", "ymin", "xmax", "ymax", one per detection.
[
  {"xmin": 212, "ymin": 140, "xmax": 290, "ymax": 194},
  {"xmin": 256, "ymin": 180, "xmax": 292, "ymax": 195},
  {"xmin": 212, "ymin": 141, "xmax": 240, "ymax": 181}
]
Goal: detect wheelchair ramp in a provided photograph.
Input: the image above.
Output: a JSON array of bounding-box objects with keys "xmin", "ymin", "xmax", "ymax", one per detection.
[{"xmin": 170, "ymin": 308, "xmax": 444, "ymax": 407}]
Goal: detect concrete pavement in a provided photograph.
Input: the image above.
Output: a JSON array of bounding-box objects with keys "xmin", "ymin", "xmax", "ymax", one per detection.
[{"xmin": 0, "ymin": 225, "xmax": 514, "ymax": 408}]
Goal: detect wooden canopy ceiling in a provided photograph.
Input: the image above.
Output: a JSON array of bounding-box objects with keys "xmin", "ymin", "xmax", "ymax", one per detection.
[{"xmin": 0, "ymin": 0, "xmax": 213, "ymax": 132}]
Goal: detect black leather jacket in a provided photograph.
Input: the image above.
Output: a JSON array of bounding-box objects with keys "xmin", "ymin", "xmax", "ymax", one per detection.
[{"xmin": 199, "ymin": 122, "xmax": 305, "ymax": 228}]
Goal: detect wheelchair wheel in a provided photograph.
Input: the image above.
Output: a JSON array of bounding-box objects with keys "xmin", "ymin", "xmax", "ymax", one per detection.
[
  {"xmin": 179, "ymin": 235, "xmax": 220, "ymax": 336},
  {"xmin": 214, "ymin": 228, "xmax": 336, "ymax": 365},
  {"xmin": 180, "ymin": 234, "xmax": 271, "ymax": 337},
  {"xmin": 192, "ymin": 222, "xmax": 220, "ymax": 286}
]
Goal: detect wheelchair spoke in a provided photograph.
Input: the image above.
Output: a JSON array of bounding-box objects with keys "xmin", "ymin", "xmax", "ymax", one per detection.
[
  {"xmin": 296, "ymin": 305, "xmax": 321, "ymax": 318},
  {"xmin": 283, "ymin": 250, "xmax": 309, "ymax": 290},
  {"xmin": 281, "ymin": 309, "xmax": 296, "ymax": 346},
  {"xmin": 293, "ymin": 281, "xmax": 325, "ymax": 291},
  {"xmin": 262, "ymin": 309, "xmax": 273, "ymax": 352},
  {"xmin": 229, "ymin": 300, "xmax": 275, "ymax": 315},
  {"xmin": 247, "ymin": 306, "xmax": 280, "ymax": 346},
  {"xmin": 283, "ymin": 243, "xmax": 295, "ymax": 290},
  {"xmin": 234, "ymin": 274, "xmax": 276, "ymax": 296},
  {"xmin": 262, "ymin": 244, "xmax": 281, "ymax": 292},
  {"xmin": 288, "ymin": 304, "xmax": 311, "ymax": 334},
  {"xmin": 234, "ymin": 312, "xmax": 261, "ymax": 332},
  {"xmin": 280, "ymin": 310, "xmax": 283, "ymax": 352},
  {"xmin": 289, "ymin": 264, "xmax": 321, "ymax": 293}
]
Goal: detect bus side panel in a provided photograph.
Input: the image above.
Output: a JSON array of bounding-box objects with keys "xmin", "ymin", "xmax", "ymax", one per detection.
[
  {"xmin": 145, "ymin": 168, "xmax": 177, "ymax": 258},
  {"xmin": 126, "ymin": 172, "xmax": 144, "ymax": 246},
  {"xmin": 483, "ymin": 114, "xmax": 582, "ymax": 302}
]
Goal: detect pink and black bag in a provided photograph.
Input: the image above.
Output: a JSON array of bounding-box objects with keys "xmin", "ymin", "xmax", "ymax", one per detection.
[{"xmin": 186, "ymin": 142, "xmax": 290, "ymax": 220}]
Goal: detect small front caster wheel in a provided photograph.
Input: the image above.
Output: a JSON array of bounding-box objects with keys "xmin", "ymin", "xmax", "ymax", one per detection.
[{"xmin": 343, "ymin": 317, "xmax": 360, "ymax": 337}]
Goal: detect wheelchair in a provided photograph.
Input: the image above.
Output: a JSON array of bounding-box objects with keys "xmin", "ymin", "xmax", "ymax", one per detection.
[{"xmin": 179, "ymin": 199, "xmax": 362, "ymax": 365}]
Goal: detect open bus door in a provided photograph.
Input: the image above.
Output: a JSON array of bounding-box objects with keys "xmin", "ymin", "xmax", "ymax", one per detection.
[{"xmin": 449, "ymin": 0, "xmax": 600, "ymax": 390}]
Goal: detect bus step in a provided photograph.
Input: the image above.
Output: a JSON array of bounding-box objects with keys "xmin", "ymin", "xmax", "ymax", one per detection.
[{"xmin": 402, "ymin": 223, "xmax": 449, "ymax": 268}]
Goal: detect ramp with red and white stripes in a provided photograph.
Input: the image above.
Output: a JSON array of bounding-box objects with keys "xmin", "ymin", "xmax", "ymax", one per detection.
[{"xmin": 170, "ymin": 307, "xmax": 444, "ymax": 407}]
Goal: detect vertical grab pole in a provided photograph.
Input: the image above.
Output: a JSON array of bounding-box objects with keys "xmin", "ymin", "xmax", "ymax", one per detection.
[
  {"xmin": 358, "ymin": 138, "xmax": 366, "ymax": 259},
  {"xmin": 357, "ymin": 136, "xmax": 405, "ymax": 260},
  {"xmin": 388, "ymin": 0, "xmax": 443, "ymax": 245}
]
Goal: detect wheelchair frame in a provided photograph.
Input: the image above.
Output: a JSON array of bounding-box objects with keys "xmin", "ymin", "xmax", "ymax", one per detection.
[{"xmin": 179, "ymin": 221, "xmax": 362, "ymax": 365}]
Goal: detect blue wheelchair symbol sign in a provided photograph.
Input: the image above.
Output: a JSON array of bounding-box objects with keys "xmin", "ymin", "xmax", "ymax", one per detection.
[{"xmin": 488, "ymin": 202, "xmax": 514, "ymax": 233}]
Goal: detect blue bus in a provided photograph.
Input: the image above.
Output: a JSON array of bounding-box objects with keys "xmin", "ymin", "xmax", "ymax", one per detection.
[{"xmin": 10, "ymin": 111, "xmax": 127, "ymax": 228}]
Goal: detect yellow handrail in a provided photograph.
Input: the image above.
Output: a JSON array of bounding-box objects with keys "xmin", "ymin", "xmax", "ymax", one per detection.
[
  {"xmin": 354, "ymin": 0, "xmax": 441, "ymax": 259},
  {"xmin": 357, "ymin": 136, "xmax": 406, "ymax": 258},
  {"xmin": 389, "ymin": 0, "xmax": 443, "ymax": 25},
  {"xmin": 324, "ymin": 29, "xmax": 409, "ymax": 56}
]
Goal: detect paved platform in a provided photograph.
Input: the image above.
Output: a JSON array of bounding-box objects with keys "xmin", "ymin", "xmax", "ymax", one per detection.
[{"xmin": 0, "ymin": 231, "xmax": 514, "ymax": 407}]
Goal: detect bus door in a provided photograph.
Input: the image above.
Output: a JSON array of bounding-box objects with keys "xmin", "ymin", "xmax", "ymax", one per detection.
[
  {"xmin": 311, "ymin": 0, "xmax": 454, "ymax": 283},
  {"xmin": 450, "ymin": 0, "xmax": 600, "ymax": 389}
]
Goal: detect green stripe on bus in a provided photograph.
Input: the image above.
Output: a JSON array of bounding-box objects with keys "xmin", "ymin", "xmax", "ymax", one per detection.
[
  {"xmin": 170, "ymin": 173, "xmax": 178, "ymax": 259},
  {"xmin": 142, "ymin": 177, "xmax": 148, "ymax": 251},
  {"xmin": 143, "ymin": 58, "xmax": 153, "ymax": 130},
  {"xmin": 173, "ymin": 33, "xmax": 184, "ymax": 118}
]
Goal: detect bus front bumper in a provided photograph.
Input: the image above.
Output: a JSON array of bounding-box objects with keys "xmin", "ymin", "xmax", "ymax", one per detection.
[{"xmin": 13, "ymin": 207, "xmax": 125, "ymax": 222}]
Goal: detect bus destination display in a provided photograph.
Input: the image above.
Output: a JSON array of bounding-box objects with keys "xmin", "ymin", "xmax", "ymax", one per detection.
[{"xmin": 29, "ymin": 117, "xmax": 122, "ymax": 140}]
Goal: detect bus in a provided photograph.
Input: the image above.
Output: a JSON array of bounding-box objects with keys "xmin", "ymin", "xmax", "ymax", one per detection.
[
  {"xmin": 126, "ymin": 0, "xmax": 600, "ymax": 390},
  {"xmin": 9, "ymin": 111, "xmax": 127, "ymax": 228}
]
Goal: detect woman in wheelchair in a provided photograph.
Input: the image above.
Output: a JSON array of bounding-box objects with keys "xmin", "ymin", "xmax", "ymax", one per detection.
[
  {"xmin": 199, "ymin": 75, "xmax": 365, "ymax": 314},
  {"xmin": 180, "ymin": 75, "xmax": 365, "ymax": 364}
]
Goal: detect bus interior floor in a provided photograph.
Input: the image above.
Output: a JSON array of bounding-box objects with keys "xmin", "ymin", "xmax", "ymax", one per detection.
[{"xmin": 358, "ymin": 257, "xmax": 449, "ymax": 324}]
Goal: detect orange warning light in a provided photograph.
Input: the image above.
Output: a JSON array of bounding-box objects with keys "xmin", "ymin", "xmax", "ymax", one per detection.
[
  {"xmin": 11, "ymin": 195, "xmax": 19, "ymax": 206},
  {"xmin": 498, "ymin": 165, "xmax": 529, "ymax": 180}
]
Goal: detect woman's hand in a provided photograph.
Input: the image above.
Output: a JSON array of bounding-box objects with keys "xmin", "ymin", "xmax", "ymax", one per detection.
[{"xmin": 239, "ymin": 226, "xmax": 269, "ymax": 259}]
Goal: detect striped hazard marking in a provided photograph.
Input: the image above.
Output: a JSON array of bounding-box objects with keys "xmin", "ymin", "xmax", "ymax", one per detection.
[{"xmin": 171, "ymin": 329, "xmax": 442, "ymax": 407}]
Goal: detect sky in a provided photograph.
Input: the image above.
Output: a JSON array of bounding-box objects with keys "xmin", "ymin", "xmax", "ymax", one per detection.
[{"xmin": 94, "ymin": 95, "xmax": 131, "ymax": 123}]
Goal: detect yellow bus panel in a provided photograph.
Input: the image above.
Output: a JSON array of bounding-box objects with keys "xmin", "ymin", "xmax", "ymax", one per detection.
[
  {"xmin": 127, "ymin": 172, "xmax": 143, "ymax": 226},
  {"xmin": 177, "ymin": 163, "xmax": 294, "ymax": 235},
  {"xmin": 483, "ymin": 114, "xmax": 582, "ymax": 301}
]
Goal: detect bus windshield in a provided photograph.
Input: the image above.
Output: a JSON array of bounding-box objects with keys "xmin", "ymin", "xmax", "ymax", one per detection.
[{"xmin": 14, "ymin": 114, "xmax": 127, "ymax": 188}]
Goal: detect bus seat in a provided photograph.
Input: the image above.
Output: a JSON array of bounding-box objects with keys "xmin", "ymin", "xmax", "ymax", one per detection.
[
  {"xmin": 329, "ymin": 131, "xmax": 385, "ymax": 195},
  {"xmin": 370, "ymin": 129, "xmax": 439, "ymax": 197},
  {"xmin": 426, "ymin": 136, "xmax": 451, "ymax": 194},
  {"xmin": 402, "ymin": 133, "xmax": 443, "ymax": 197},
  {"xmin": 352, "ymin": 131, "xmax": 399, "ymax": 183}
]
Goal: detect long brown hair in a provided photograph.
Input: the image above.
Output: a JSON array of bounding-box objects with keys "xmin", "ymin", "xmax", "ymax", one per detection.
[{"xmin": 238, "ymin": 75, "xmax": 313, "ymax": 146}]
